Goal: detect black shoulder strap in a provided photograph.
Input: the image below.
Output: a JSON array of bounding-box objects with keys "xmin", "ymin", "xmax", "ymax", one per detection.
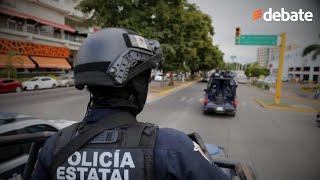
[
  {"xmin": 53, "ymin": 123, "xmax": 79, "ymax": 155},
  {"xmin": 49, "ymin": 111, "xmax": 136, "ymax": 175},
  {"xmin": 125, "ymin": 122, "xmax": 148, "ymax": 147},
  {"xmin": 138, "ymin": 123, "xmax": 158, "ymax": 180},
  {"xmin": 120, "ymin": 122, "xmax": 158, "ymax": 180}
]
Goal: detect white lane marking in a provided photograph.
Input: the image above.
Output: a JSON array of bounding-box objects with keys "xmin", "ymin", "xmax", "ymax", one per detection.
[
  {"xmin": 186, "ymin": 97, "xmax": 194, "ymax": 102},
  {"xmin": 180, "ymin": 97, "xmax": 187, "ymax": 102},
  {"xmin": 240, "ymin": 101, "xmax": 248, "ymax": 107}
]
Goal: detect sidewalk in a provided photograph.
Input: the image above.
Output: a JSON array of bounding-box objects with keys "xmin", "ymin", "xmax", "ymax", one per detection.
[
  {"xmin": 279, "ymin": 82, "xmax": 319, "ymax": 101},
  {"xmin": 147, "ymin": 80, "xmax": 196, "ymax": 102},
  {"xmin": 265, "ymin": 83, "xmax": 320, "ymax": 104},
  {"xmin": 253, "ymin": 83, "xmax": 320, "ymax": 113},
  {"xmin": 255, "ymin": 97, "xmax": 319, "ymax": 113}
]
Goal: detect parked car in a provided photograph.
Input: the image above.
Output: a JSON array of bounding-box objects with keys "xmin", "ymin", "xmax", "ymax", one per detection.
[
  {"xmin": 0, "ymin": 79, "xmax": 23, "ymax": 93},
  {"xmin": 203, "ymin": 72, "xmax": 238, "ymax": 116},
  {"xmin": 201, "ymin": 72, "xmax": 211, "ymax": 82},
  {"xmin": 0, "ymin": 112, "xmax": 76, "ymax": 180},
  {"xmin": 257, "ymin": 78, "xmax": 264, "ymax": 83},
  {"xmin": 237, "ymin": 78, "xmax": 247, "ymax": 84},
  {"xmin": 22, "ymin": 77, "xmax": 57, "ymax": 90},
  {"xmin": 201, "ymin": 76, "xmax": 210, "ymax": 82},
  {"xmin": 154, "ymin": 74, "xmax": 167, "ymax": 81},
  {"xmin": 263, "ymin": 76, "xmax": 276, "ymax": 84},
  {"xmin": 236, "ymin": 75, "xmax": 247, "ymax": 84},
  {"xmin": 57, "ymin": 76, "xmax": 74, "ymax": 87},
  {"xmin": 282, "ymin": 76, "xmax": 289, "ymax": 82}
]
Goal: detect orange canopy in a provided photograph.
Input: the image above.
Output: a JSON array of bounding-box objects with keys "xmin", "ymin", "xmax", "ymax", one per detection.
[
  {"xmin": 0, "ymin": 54, "xmax": 35, "ymax": 68},
  {"xmin": 31, "ymin": 56, "xmax": 72, "ymax": 69}
]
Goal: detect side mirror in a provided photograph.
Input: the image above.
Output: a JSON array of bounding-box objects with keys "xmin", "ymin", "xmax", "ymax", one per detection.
[{"xmin": 203, "ymin": 89, "xmax": 207, "ymax": 92}]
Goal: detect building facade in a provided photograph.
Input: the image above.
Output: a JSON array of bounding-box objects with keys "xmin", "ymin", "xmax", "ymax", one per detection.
[
  {"xmin": 0, "ymin": 0, "xmax": 94, "ymax": 76},
  {"xmin": 268, "ymin": 47, "xmax": 320, "ymax": 84},
  {"xmin": 256, "ymin": 47, "xmax": 270, "ymax": 67},
  {"xmin": 257, "ymin": 44, "xmax": 300, "ymax": 68}
]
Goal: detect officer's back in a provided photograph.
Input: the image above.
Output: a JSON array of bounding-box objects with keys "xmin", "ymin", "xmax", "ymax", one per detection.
[{"xmin": 31, "ymin": 28, "xmax": 230, "ymax": 180}]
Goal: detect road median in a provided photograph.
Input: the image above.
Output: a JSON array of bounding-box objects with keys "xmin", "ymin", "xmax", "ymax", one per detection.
[
  {"xmin": 263, "ymin": 90, "xmax": 320, "ymax": 104},
  {"xmin": 147, "ymin": 81, "xmax": 196, "ymax": 102}
]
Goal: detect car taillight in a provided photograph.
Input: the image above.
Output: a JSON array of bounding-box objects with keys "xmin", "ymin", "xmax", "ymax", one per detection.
[
  {"xmin": 233, "ymin": 99, "xmax": 238, "ymax": 108},
  {"xmin": 204, "ymin": 96, "xmax": 208, "ymax": 106}
]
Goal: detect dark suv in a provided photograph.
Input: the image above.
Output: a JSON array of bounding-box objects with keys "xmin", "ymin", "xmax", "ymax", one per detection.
[{"xmin": 203, "ymin": 72, "xmax": 238, "ymax": 116}]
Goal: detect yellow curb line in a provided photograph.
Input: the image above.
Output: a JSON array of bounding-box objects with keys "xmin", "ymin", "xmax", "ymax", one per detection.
[
  {"xmin": 301, "ymin": 89, "xmax": 317, "ymax": 94},
  {"xmin": 255, "ymin": 98, "xmax": 266, "ymax": 108},
  {"xmin": 148, "ymin": 81, "xmax": 196, "ymax": 101},
  {"xmin": 255, "ymin": 98, "xmax": 318, "ymax": 113},
  {"xmin": 158, "ymin": 81, "xmax": 195, "ymax": 96}
]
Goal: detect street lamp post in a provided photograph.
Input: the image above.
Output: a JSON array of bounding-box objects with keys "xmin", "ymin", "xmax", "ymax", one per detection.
[{"xmin": 230, "ymin": 55, "xmax": 237, "ymax": 70}]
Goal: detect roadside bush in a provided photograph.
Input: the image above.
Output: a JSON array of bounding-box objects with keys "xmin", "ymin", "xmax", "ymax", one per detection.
[
  {"xmin": 256, "ymin": 82, "xmax": 263, "ymax": 88},
  {"xmin": 0, "ymin": 69, "xmax": 17, "ymax": 78},
  {"xmin": 245, "ymin": 64, "xmax": 270, "ymax": 77},
  {"xmin": 47, "ymin": 74, "xmax": 59, "ymax": 80},
  {"xmin": 251, "ymin": 79, "xmax": 258, "ymax": 85},
  {"xmin": 263, "ymin": 83, "xmax": 270, "ymax": 90},
  {"xmin": 302, "ymin": 86, "xmax": 320, "ymax": 91},
  {"xmin": 254, "ymin": 81, "xmax": 270, "ymax": 90},
  {"xmin": 301, "ymin": 86, "xmax": 320, "ymax": 93}
]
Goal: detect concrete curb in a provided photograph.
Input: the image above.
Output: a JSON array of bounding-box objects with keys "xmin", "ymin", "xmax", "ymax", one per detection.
[
  {"xmin": 255, "ymin": 98, "xmax": 318, "ymax": 113},
  {"xmin": 147, "ymin": 81, "xmax": 196, "ymax": 102}
]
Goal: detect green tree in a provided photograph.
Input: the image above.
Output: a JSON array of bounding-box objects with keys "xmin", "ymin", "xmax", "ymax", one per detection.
[
  {"xmin": 0, "ymin": 51, "xmax": 20, "ymax": 79},
  {"xmin": 302, "ymin": 34, "xmax": 320, "ymax": 60},
  {"xmin": 77, "ymin": 0, "xmax": 222, "ymax": 84},
  {"xmin": 224, "ymin": 63, "xmax": 236, "ymax": 71},
  {"xmin": 244, "ymin": 63, "xmax": 269, "ymax": 77}
]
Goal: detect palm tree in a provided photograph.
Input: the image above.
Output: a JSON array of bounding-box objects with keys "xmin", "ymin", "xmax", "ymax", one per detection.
[{"xmin": 302, "ymin": 34, "xmax": 320, "ymax": 60}]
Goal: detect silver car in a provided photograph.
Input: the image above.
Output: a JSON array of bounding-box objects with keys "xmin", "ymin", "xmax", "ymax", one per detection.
[{"xmin": 57, "ymin": 76, "xmax": 74, "ymax": 87}]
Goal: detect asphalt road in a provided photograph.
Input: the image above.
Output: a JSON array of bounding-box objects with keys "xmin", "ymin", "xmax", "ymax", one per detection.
[
  {"xmin": 0, "ymin": 82, "xmax": 319, "ymax": 180},
  {"xmin": 140, "ymin": 82, "xmax": 319, "ymax": 180}
]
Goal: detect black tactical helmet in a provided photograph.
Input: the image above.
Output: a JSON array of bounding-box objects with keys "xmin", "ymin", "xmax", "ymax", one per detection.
[{"xmin": 74, "ymin": 28, "xmax": 163, "ymax": 90}]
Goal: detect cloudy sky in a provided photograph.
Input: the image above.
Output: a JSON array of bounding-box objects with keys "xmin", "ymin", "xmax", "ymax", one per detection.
[{"xmin": 188, "ymin": 0, "xmax": 320, "ymax": 64}]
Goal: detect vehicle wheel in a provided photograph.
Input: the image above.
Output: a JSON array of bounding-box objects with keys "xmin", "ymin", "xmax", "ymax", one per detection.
[
  {"xmin": 15, "ymin": 86, "xmax": 22, "ymax": 93},
  {"xmin": 230, "ymin": 112, "xmax": 236, "ymax": 117},
  {"xmin": 52, "ymin": 84, "xmax": 56, "ymax": 89},
  {"xmin": 34, "ymin": 85, "xmax": 39, "ymax": 91},
  {"xmin": 66, "ymin": 83, "xmax": 70, "ymax": 87}
]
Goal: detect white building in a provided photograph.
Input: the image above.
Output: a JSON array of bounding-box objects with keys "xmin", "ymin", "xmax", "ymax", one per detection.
[
  {"xmin": 268, "ymin": 47, "xmax": 320, "ymax": 84},
  {"xmin": 256, "ymin": 47, "xmax": 270, "ymax": 67},
  {"xmin": 257, "ymin": 44, "xmax": 300, "ymax": 68},
  {"xmin": 0, "ymin": 0, "xmax": 95, "ymax": 74}
]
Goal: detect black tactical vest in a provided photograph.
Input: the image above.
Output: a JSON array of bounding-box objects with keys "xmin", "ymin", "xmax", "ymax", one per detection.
[{"xmin": 49, "ymin": 112, "xmax": 158, "ymax": 180}]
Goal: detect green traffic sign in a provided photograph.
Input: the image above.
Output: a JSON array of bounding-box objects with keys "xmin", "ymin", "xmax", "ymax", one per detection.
[{"xmin": 240, "ymin": 35, "xmax": 278, "ymax": 46}]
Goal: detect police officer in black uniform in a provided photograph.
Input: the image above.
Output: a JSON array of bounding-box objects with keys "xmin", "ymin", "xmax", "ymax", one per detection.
[{"xmin": 31, "ymin": 28, "xmax": 230, "ymax": 180}]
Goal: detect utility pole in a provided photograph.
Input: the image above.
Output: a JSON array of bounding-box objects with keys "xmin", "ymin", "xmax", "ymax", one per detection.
[
  {"xmin": 274, "ymin": 32, "xmax": 286, "ymax": 104},
  {"xmin": 230, "ymin": 55, "xmax": 237, "ymax": 70}
]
